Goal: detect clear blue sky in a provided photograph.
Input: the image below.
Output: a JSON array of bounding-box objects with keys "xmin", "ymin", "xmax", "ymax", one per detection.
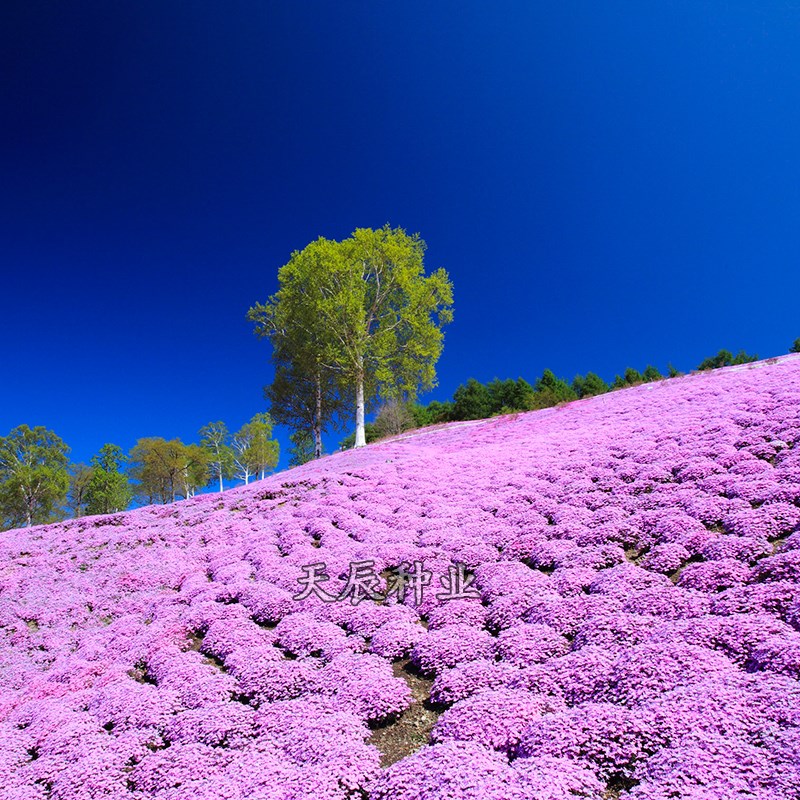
[{"xmin": 2, "ymin": 1, "xmax": 799, "ymax": 469}]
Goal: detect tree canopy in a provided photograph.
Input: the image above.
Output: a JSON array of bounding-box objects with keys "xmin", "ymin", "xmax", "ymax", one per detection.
[
  {"xmin": 67, "ymin": 462, "xmax": 93, "ymax": 518},
  {"xmin": 199, "ymin": 422, "xmax": 235, "ymax": 493},
  {"xmin": 0, "ymin": 425, "xmax": 70, "ymax": 528},
  {"xmin": 86, "ymin": 444, "xmax": 131, "ymax": 515},
  {"xmin": 231, "ymin": 414, "xmax": 280, "ymax": 484},
  {"xmin": 533, "ymin": 369, "xmax": 577, "ymax": 407},
  {"xmin": 249, "ymin": 225, "xmax": 454, "ymax": 449},
  {"xmin": 128, "ymin": 438, "xmax": 210, "ymax": 505},
  {"xmin": 573, "ymin": 372, "xmax": 610, "ymax": 398},
  {"xmin": 697, "ymin": 349, "xmax": 758, "ymax": 370},
  {"xmin": 288, "ymin": 430, "xmax": 316, "ymax": 467}
]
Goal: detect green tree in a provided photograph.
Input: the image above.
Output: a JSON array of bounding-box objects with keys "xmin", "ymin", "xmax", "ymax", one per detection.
[
  {"xmin": 641, "ymin": 365, "xmax": 663, "ymax": 383},
  {"xmin": 181, "ymin": 444, "xmax": 211, "ymax": 498},
  {"xmin": 86, "ymin": 444, "xmax": 131, "ymax": 515},
  {"xmin": 731, "ymin": 350, "xmax": 758, "ymax": 365},
  {"xmin": 408, "ymin": 400, "xmax": 453, "ymax": 427},
  {"xmin": 0, "ymin": 425, "xmax": 70, "ymax": 529},
  {"xmin": 667, "ymin": 363, "xmax": 681, "ymax": 378},
  {"xmin": 424, "ymin": 400, "xmax": 454, "ymax": 424},
  {"xmin": 533, "ymin": 369, "xmax": 577, "ymax": 408},
  {"xmin": 232, "ymin": 414, "xmax": 279, "ymax": 484},
  {"xmin": 623, "ymin": 367, "xmax": 643, "ymax": 386},
  {"xmin": 698, "ymin": 349, "xmax": 733, "ymax": 370},
  {"xmin": 288, "ymin": 430, "xmax": 316, "ymax": 467},
  {"xmin": 408, "ymin": 403, "xmax": 431, "ymax": 428},
  {"xmin": 251, "ymin": 281, "xmax": 346, "ymax": 462},
  {"xmin": 452, "ymin": 378, "xmax": 492, "ymax": 420},
  {"xmin": 129, "ymin": 438, "xmax": 207, "ymax": 504},
  {"xmin": 246, "ymin": 413, "xmax": 280, "ymax": 480},
  {"xmin": 408, "ymin": 400, "xmax": 454, "ymax": 428},
  {"xmin": 573, "ymin": 373, "xmax": 609, "ymax": 398},
  {"xmin": 129, "ymin": 438, "xmax": 177, "ymax": 504},
  {"xmin": 487, "ymin": 378, "xmax": 535, "ymax": 413},
  {"xmin": 582, "ymin": 372, "xmax": 609, "ymax": 397},
  {"xmin": 698, "ymin": 349, "xmax": 758, "ymax": 370},
  {"xmin": 791, "ymin": 338, "xmax": 800, "ymax": 354},
  {"xmin": 264, "ymin": 357, "xmax": 345, "ymax": 461},
  {"xmin": 249, "ymin": 226, "xmax": 453, "ymax": 448},
  {"xmin": 199, "ymin": 422, "xmax": 235, "ymax": 492},
  {"xmin": 67, "ymin": 462, "xmax": 93, "ymax": 518}
]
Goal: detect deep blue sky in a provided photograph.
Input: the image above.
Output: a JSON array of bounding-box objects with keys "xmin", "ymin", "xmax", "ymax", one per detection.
[{"xmin": 2, "ymin": 1, "xmax": 800, "ymax": 470}]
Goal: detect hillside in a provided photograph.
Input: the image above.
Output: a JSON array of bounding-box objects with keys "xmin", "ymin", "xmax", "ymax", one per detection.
[{"xmin": 2, "ymin": 357, "xmax": 800, "ymax": 800}]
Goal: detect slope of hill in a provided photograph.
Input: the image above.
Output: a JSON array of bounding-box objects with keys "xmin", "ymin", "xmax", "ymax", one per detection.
[{"xmin": 2, "ymin": 357, "xmax": 800, "ymax": 800}]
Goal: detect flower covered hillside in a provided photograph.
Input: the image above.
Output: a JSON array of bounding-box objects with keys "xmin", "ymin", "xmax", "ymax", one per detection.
[{"xmin": 2, "ymin": 355, "xmax": 800, "ymax": 799}]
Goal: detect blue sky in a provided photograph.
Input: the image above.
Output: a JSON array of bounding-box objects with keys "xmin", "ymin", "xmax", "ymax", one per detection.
[{"xmin": 2, "ymin": 1, "xmax": 799, "ymax": 470}]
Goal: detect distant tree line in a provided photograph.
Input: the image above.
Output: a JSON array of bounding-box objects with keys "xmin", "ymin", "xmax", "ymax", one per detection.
[
  {"xmin": 339, "ymin": 344, "xmax": 766, "ymax": 448},
  {"xmin": 0, "ymin": 414, "xmax": 278, "ymax": 531},
  {"xmin": 696, "ymin": 349, "xmax": 760, "ymax": 371},
  {"xmin": 339, "ymin": 368, "xmax": 631, "ymax": 447}
]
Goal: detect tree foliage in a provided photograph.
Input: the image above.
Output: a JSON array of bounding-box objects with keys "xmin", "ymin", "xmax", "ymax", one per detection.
[
  {"xmin": 790, "ymin": 338, "xmax": 800, "ymax": 354},
  {"xmin": 288, "ymin": 430, "xmax": 316, "ymax": 467},
  {"xmin": 487, "ymin": 378, "xmax": 536, "ymax": 413},
  {"xmin": 697, "ymin": 349, "xmax": 758, "ymax": 371},
  {"xmin": 263, "ymin": 356, "xmax": 345, "ymax": 461},
  {"xmin": 67, "ymin": 462, "xmax": 93, "ymax": 519},
  {"xmin": 250, "ymin": 256, "xmax": 346, "ymax": 462},
  {"xmin": 532, "ymin": 369, "xmax": 577, "ymax": 407},
  {"xmin": 641, "ymin": 364, "xmax": 663, "ymax": 383},
  {"xmin": 86, "ymin": 444, "xmax": 131, "ymax": 515},
  {"xmin": 232, "ymin": 414, "xmax": 279, "ymax": 484},
  {"xmin": 129, "ymin": 438, "xmax": 209, "ymax": 504},
  {"xmin": 573, "ymin": 372, "xmax": 610, "ymax": 398},
  {"xmin": 249, "ymin": 225, "xmax": 453, "ymax": 449},
  {"xmin": 413, "ymin": 400, "xmax": 455, "ymax": 426},
  {"xmin": 452, "ymin": 378, "xmax": 493, "ymax": 420},
  {"xmin": 199, "ymin": 422, "xmax": 235, "ymax": 492},
  {"xmin": 623, "ymin": 367, "xmax": 644, "ymax": 386},
  {"xmin": 0, "ymin": 425, "xmax": 70, "ymax": 529}
]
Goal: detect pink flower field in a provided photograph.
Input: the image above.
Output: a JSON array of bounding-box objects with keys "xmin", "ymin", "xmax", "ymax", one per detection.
[{"xmin": 3, "ymin": 356, "xmax": 800, "ymax": 800}]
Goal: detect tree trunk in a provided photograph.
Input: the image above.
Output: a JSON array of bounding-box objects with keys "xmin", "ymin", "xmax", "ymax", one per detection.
[
  {"xmin": 218, "ymin": 468, "xmax": 223, "ymax": 493},
  {"xmin": 313, "ymin": 423, "xmax": 322, "ymax": 460},
  {"xmin": 355, "ymin": 374, "xmax": 366, "ymax": 448},
  {"xmin": 314, "ymin": 372, "xmax": 323, "ymax": 459}
]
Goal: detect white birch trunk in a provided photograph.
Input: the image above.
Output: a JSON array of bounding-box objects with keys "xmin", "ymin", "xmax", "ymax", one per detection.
[
  {"xmin": 314, "ymin": 372, "xmax": 323, "ymax": 459},
  {"xmin": 355, "ymin": 377, "xmax": 366, "ymax": 448}
]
